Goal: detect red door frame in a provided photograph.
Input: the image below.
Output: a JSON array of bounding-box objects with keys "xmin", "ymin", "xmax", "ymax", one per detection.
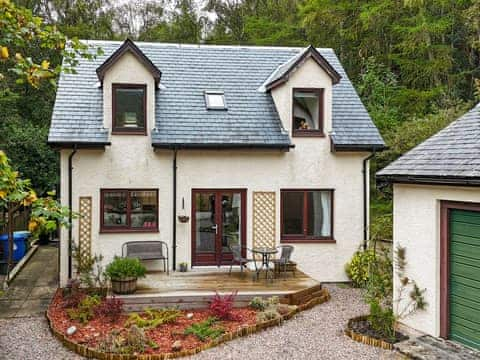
[
  {"xmin": 440, "ymin": 200, "xmax": 480, "ymax": 339},
  {"xmin": 191, "ymin": 189, "xmax": 247, "ymax": 266}
]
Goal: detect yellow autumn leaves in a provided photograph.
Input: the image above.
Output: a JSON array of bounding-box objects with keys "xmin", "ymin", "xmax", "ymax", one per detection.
[{"xmin": 1, "ymin": 46, "xmax": 9, "ymax": 59}]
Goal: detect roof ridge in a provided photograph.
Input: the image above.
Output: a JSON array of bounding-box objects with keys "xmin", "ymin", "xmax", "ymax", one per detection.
[{"xmin": 81, "ymin": 39, "xmax": 335, "ymax": 52}]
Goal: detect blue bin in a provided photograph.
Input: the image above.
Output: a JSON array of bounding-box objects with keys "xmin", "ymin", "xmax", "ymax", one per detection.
[{"xmin": 0, "ymin": 231, "xmax": 30, "ymax": 262}]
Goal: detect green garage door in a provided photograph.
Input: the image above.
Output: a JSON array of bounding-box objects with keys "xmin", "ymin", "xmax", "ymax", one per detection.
[{"xmin": 449, "ymin": 209, "xmax": 480, "ymax": 350}]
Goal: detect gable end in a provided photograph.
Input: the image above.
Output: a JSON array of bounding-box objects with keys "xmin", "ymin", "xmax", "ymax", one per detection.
[{"xmin": 96, "ymin": 39, "xmax": 162, "ymax": 85}]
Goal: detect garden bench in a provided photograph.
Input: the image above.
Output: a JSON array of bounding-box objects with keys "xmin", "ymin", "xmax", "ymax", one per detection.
[{"xmin": 122, "ymin": 241, "xmax": 169, "ymax": 274}]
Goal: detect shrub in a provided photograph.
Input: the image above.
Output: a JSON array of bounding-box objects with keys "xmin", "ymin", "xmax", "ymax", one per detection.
[
  {"xmin": 67, "ymin": 294, "xmax": 101, "ymax": 323},
  {"xmin": 248, "ymin": 297, "xmax": 268, "ymax": 311},
  {"xmin": 62, "ymin": 278, "xmax": 85, "ymax": 309},
  {"xmin": 345, "ymin": 249, "xmax": 376, "ymax": 288},
  {"xmin": 184, "ymin": 317, "xmax": 224, "ymax": 342},
  {"xmin": 367, "ymin": 299, "xmax": 395, "ymax": 340},
  {"xmin": 257, "ymin": 308, "xmax": 280, "ymax": 322},
  {"xmin": 95, "ymin": 296, "xmax": 124, "ymax": 322},
  {"xmin": 209, "ymin": 291, "xmax": 237, "ymax": 320},
  {"xmin": 105, "ymin": 257, "xmax": 147, "ymax": 280},
  {"xmin": 98, "ymin": 326, "xmax": 158, "ymax": 354},
  {"xmin": 125, "ymin": 307, "xmax": 182, "ymax": 328}
]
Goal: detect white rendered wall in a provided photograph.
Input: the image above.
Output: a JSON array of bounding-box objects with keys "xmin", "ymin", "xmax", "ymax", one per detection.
[
  {"xmin": 59, "ymin": 51, "xmax": 370, "ymax": 286},
  {"xmin": 393, "ymin": 183, "xmax": 480, "ymax": 336}
]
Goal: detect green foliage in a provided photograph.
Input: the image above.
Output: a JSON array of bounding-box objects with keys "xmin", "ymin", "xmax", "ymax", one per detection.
[
  {"xmin": 125, "ymin": 308, "xmax": 182, "ymax": 329},
  {"xmin": 105, "ymin": 257, "xmax": 147, "ymax": 280},
  {"xmin": 345, "ymin": 249, "xmax": 377, "ymax": 288},
  {"xmin": 29, "ymin": 194, "xmax": 74, "ymax": 236},
  {"xmin": 184, "ymin": 317, "xmax": 225, "ymax": 342},
  {"xmin": 248, "ymin": 297, "xmax": 268, "ymax": 311},
  {"xmin": 368, "ymin": 299, "xmax": 395, "ymax": 341},
  {"xmin": 67, "ymin": 294, "xmax": 101, "ymax": 324},
  {"xmin": 72, "ymin": 245, "xmax": 108, "ymax": 292},
  {"xmin": 98, "ymin": 325, "xmax": 157, "ymax": 354}
]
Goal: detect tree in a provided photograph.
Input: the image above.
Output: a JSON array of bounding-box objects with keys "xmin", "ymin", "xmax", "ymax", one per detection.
[{"xmin": 0, "ymin": 0, "xmax": 100, "ymax": 88}]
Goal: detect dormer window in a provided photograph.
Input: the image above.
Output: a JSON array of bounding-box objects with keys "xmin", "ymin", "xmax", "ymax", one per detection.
[
  {"xmin": 112, "ymin": 84, "xmax": 146, "ymax": 134},
  {"xmin": 205, "ymin": 91, "xmax": 227, "ymax": 110},
  {"xmin": 292, "ymin": 88, "xmax": 324, "ymax": 137}
]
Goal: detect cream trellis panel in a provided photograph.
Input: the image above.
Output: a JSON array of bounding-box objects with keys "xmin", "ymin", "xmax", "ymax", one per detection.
[
  {"xmin": 252, "ymin": 192, "xmax": 276, "ymax": 250},
  {"xmin": 78, "ymin": 197, "xmax": 92, "ymax": 268}
]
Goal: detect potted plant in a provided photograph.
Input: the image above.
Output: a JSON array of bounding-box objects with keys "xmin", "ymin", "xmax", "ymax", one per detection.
[
  {"xmin": 105, "ymin": 256, "xmax": 146, "ymax": 294},
  {"xmin": 179, "ymin": 262, "xmax": 188, "ymax": 272}
]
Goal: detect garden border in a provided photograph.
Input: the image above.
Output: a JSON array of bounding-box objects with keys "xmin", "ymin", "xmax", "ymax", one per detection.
[
  {"xmin": 344, "ymin": 315, "xmax": 394, "ymax": 350},
  {"xmin": 46, "ymin": 288, "xmax": 330, "ymax": 359}
]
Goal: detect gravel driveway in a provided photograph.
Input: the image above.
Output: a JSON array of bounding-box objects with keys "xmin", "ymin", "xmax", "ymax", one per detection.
[{"xmin": 0, "ymin": 284, "xmax": 395, "ymax": 360}]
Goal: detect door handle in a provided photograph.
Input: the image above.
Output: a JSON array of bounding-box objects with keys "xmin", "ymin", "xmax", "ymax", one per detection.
[{"xmin": 211, "ymin": 224, "xmax": 218, "ymax": 234}]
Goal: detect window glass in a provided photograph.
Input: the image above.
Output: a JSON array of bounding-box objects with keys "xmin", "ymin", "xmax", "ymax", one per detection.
[
  {"xmin": 282, "ymin": 191, "xmax": 304, "ymax": 235},
  {"xmin": 281, "ymin": 190, "xmax": 332, "ymax": 240},
  {"xmin": 293, "ymin": 90, "xmax": 320, "ymax": 131},
  {"xmin": 114, "ymin": 86, "xmax": 145, "ymax": 130},
  {"xmin": 130, "ymin": 190, "xmax": 157, "ymax": 229},
  {"xmin": 103, "ymin": 191, "xmax": 127, "ymax": 227},
  {"xmin": 306, "ymin": 191, "xmax": 331, "ymax": 237},
  {"xmin": 205, "ymin": 92, "xmax": 226, "ymax": 109},
  {"xmin": 101, "ymin": 189, "xmax": 157, "ymax": 231}
]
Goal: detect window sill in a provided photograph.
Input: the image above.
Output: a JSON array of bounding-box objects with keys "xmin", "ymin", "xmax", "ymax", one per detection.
[
  {"xmin": 280, "ymin": 238, "xmax": 336, "ymax": 244},
  {"xmin": 292, "ymin": 130, "xmax": 325, "ymax": 138},
  {"xmin": 111, "ymin": 130, "xmax": 147, "ymax": 136},
  {"xmin": 100, "ymin": 228, "xmax": 159, "ymax": 234}
]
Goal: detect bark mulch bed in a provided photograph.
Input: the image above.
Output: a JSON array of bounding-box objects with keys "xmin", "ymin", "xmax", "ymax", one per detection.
[
  {"xmin": 47, "ymin": 290, "xmax": 257, "ymax": 356},
  {"xmin": 47, "ymin": 288, "xmax": 331, "ymax": 359},
  {"xmin": 345, "ymin": 316, "xmax": 408, "ymax": 350}
]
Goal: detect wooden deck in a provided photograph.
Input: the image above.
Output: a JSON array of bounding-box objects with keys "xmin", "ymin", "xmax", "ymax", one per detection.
[{"xmin": 118, "ymin": 268, "xmax": 322, "ymax": 311}]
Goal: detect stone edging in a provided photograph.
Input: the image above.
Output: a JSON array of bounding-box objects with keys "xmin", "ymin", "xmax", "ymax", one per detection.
[
  {"xmin": 344, "ymin": 315, "xmax": 394, "ymax": 350},
  {"xmin": 46, "ymin": 288, "xmax": 330, "ymax": 359}
]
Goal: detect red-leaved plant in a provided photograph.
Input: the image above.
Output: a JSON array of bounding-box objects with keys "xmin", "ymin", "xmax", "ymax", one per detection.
[
  {"xmin": 94, "ymin": 296, "xmax": 124, "ymax": 322},
  {"xmin": 209, "ymin": 290, "xmax": 238, "ymax": 320}
]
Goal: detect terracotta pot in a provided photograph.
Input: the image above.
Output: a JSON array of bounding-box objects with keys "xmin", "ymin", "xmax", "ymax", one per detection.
[{"xmin": 110, "ymin": 276, "xmax": 137, "ymax": 294}]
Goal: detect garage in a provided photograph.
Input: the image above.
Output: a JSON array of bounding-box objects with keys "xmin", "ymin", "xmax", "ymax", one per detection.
[{"xmin": 447, "ymin": 208, "xmax": 480, "ymax": 350}]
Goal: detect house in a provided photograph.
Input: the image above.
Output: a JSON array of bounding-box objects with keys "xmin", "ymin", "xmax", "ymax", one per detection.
[
  {"xmin": 377, "ymin": 103, "xmax": 480, "ymax": 350},
  {"xmin": 48, "ymin": 39, "xmax": 384, "ymax": 287}
]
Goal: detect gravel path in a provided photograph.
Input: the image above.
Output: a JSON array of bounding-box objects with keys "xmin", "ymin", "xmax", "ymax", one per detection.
[{"xmin": 0, "ymin": 284, "xmax": 396, "ymax": 360}]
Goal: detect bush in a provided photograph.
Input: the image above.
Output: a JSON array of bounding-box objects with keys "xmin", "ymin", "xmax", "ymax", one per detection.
[
  {"xmin": 105, "ymin": 257, "xmax": 147, "ymax": 280},
  {"xmin": 67, "ymin": 294, "xmax": 101, "ymax": 323},
  {"xmin": 368, "ymin": 299, "xmax": 395, "ymax": 341},
  {"xmin": 248, "ymin": 297, "xmax": 268, "ymax": 311},
  {"xmin": 95, "ymin": 296, "xmax": 124, "ymax": 322},
  {"xmin": 209, "ymin": 291, "xmax": 237, "ymax": 320},
  {"xmin": 345, "ymin": 249, "xmax": 376, "ymax": 288},
  {"xmin": 125, "ymin": 307, "xmax": 181, "ymax": 328},
  {"xmin": 184, "ymin": 317, "xmax": 224, "ymax": 342}
]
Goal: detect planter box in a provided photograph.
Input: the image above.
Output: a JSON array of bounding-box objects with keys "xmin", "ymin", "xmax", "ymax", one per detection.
[{"xmin": 111, "ymin": 277, "xmax": 137, "ymax": 294}]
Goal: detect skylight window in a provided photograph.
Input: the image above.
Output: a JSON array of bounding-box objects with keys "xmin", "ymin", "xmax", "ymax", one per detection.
[{"xmin": 205, "ymin": 91, "xmax": 227, "ymax": 110}]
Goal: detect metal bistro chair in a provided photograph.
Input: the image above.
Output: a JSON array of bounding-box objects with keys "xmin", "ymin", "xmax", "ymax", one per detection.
[
  {"xmin": 122, "ymin": 241, "xmax": 169, "ymax": 275},
  {"xmin": 272, "ymin": 245, "xmax": 294, "ymax": 279},
  {"xmin": 228, "ymin": 244, "xmax": 253, "ymax": 275}
]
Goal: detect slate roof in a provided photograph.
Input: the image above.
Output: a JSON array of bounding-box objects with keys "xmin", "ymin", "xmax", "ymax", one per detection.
[
  {"xmin": 48, "ymin": 41, "xmax": 384, "ymax": 150},
  {"xmin": 377, "ymin": 103, "xmax": 480, "ymax": 185}
]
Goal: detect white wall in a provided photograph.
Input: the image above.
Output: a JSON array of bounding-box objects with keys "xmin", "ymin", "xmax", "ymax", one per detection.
[
  {"xmin": 59, "ymin": 50, "xmax": 370, "ymax": 286},
  {"xmin": 393, "ymin": 183, "xmax": 480, "ymax": 336}
]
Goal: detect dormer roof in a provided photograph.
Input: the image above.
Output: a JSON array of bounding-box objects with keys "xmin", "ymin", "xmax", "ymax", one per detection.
[
  {"xmin": 261, "ymin": 45, "xmax": 342, "ymax": 91},
  {"xmin": 96, "ymin": 38, "xmax": 162, "ymax": 86}
]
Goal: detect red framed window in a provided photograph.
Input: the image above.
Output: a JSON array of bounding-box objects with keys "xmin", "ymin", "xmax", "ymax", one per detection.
[
  {"xmin": 100, "ymin": 189, "xmax": 158, "ymax": 233},
  {"xmin": 112, "ymin": 84, "xmax": 147, "ymax": 134},
  {"xmin": 281, "ymin": 189, "xmax": 334, "ymax": 242},
  {"xmin": 292, "ymin": 88, "xmax": 324, "ymax": 137}
]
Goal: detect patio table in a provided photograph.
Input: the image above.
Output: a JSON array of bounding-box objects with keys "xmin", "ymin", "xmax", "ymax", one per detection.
[{"xmin": 251, "ymin": 247, "xmax": 278, "ymax": 282}]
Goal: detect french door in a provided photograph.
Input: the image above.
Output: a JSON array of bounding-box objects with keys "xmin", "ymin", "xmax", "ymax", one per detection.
[{"xmin": 191, "ymin": 189, "xmax": 246, "ymax": 266}]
